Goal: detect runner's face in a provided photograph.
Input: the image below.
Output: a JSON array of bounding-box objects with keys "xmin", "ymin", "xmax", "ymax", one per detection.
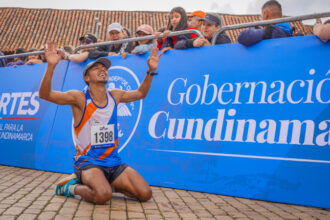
[{"xmin": 86, "ymin": 63, "xmax": 108, "ymax": 85}]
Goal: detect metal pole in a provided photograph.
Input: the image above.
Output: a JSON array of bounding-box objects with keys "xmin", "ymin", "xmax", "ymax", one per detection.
[
  {"xmin": 0, "ymin": 50, "xmax": 48, "ymax": 60},
  {"xmin": 0, "ymin": 30, "xmax": 202, "ymax": 59},
  {"xmin": 72, "ymin": 29, "xmax": 202, "ymax": 54},
  {"xmin": 211, "ymin": 12, "xmax": 330, "ymax": 45},
  {"xmin": 94, "ymin": 17, "xmax": 101, "ymax": 39}
]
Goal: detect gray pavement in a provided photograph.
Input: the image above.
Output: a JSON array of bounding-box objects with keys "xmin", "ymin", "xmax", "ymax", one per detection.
[{"xmin": 0, "ymin": 165, "xmax": 329, "ymax": 220}]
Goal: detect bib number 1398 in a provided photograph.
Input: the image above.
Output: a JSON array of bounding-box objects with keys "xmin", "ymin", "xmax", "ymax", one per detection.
[{"xmin": 91, "ymin": 124, "xmax": 115, "ymax": 146}]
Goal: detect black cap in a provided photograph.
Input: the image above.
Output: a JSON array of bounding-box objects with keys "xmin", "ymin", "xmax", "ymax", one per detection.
[
  {"xmin": 203, "ymin": 13, "xmax": 222, "ymax": 26},
  {"xmin": 79, "ymin": 33, "xmax": 97, "ymax": 43},
  {"xmin": 83, "ymin": 57, "xmax": 111, "ymax": 76}
]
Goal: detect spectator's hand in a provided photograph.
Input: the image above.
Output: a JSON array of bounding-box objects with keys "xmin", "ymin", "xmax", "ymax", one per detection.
[
  {"xmin": 62, "ymin": 51, "xmax": 70, "ymax": 60},
  {"xmin": 193, "ymin": 37, "xmax": 207, "ymax": 47},
  {"xmin": 202, "ymin": 39, "xmax": 211, "ymax": 46},
  {"xmin": 160, "ymin": 47, "xmax": 172, "ymax": 56},
  {"xmin": 315, "ymin": 18, "xmax": 322, "ymax": 24},
  {"xmin": 121, "ymin": 52, "xmax": 128, "ymax": 59},
  {"xmin": 44, "ymin": 41, "xmax": 62, "ymax": 66},
  {"xmin": 147, "ymin": 48, "xmax": 161, "ymax": 72},
  {"xmin": 26, "ymin": 59, "xmax": 43, "ymax": 65},
  {"xmin": 108, "ymin": 52, "xmax": 117, "ymax": 56},
  {"xmin": 154, "ymin": 32, "xmax": 163, "ymax": 43},
  {"xmin": 163, "ymin": 30, "xmax": 171, "ymax": 39}
]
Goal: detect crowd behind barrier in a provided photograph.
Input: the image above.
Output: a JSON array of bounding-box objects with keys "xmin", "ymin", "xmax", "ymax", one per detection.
[
  {"xmin": 0, "ymin": 34, "xmax": 329, "ymax": 208},
  {"xmin": 0, "ymin": 0, "xmax": 329, "ymax": 66},
  {"xmin": 0, "ymin": 0, "xmax": 330, "ymax": 208}
]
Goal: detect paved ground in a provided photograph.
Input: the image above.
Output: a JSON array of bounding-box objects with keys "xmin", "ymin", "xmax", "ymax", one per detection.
[{"xmin": 0, "ymin": 165, "xmax": 329, "ymax": 220}]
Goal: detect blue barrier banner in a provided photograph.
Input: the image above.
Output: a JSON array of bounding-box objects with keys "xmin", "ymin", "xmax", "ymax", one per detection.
[
  {"xmin": 0, "ymin": 61, "xmax": 68, "ymax": 169},
  {"xmin": 0, "ymin": 36, "xmax": 329, "ymax": 208}
]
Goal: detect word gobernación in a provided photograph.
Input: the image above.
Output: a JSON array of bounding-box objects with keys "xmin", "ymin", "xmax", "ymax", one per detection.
[{"xmin": 148, "ymin": 73, "xmax": 330, "ymax": 147}]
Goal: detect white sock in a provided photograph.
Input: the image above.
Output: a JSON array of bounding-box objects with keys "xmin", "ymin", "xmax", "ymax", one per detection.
[{"xmin": 69, "ymin": 184, "xmax": 77, "ymax": 195}]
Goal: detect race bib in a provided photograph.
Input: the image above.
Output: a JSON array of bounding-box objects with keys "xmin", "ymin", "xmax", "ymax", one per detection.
[{"xmin": 91, "ymin": 124, "xmax": 115, "ymax": 147}]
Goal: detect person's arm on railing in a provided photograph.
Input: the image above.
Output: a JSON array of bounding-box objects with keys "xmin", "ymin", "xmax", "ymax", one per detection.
[
  {"xmin": 237, "ymin": 28, "xmax": 264, "ymax": 46},
  {"xmin": 214, "ymin": 33, "xmax": 231, "ymax": 45},
  {"xmin": 174, "ymin": 38, "xmax": 195, "ymax": 49},
  {"xmin": 133, "ymin": 44, "xmax": 155, "ymax": 54},
  {"xmin": 314, "ymin": 22, "xmax": 330, "ymax": 42},
  {"xmin": 65, "ymin": 52, "xmax": 89, "ymax": 63}
]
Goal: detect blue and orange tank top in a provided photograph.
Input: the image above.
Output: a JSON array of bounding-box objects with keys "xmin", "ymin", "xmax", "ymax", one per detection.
[{"xmin": 72, "ymin": 89, "xmax": 122, "ymax": 170}]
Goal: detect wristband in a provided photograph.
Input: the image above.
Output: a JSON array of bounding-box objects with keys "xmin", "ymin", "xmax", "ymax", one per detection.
[{"xmin": 147, "ymin": 71, "xmax": 158, "ymax": 76}]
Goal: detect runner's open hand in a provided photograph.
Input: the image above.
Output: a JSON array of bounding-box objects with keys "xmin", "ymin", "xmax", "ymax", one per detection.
[
  {"xmin": 44, "ymin": 41, "xmax": 62, "ymax": 66},
  {"xmin": 147, "ymin": 48, "xmax": 161, "ymax": 72}
]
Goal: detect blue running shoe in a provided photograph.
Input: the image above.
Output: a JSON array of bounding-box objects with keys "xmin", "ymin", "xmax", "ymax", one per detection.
[{"xmin": 56, "ymin": 173, "xmax": 78, "ymax": 198}]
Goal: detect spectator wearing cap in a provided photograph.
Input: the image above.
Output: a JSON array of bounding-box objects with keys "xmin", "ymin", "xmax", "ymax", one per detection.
[
  {"xmin": 238, "ymin": 0, "xmax": 293, "ymax": 46},
  {"xmin": 100, "ymin": 22, "xmax": 133, "ymax": 56},
  {"xmin": 187, "ymin": 10, "xmax": 206, "ymax": 37},
  {"xmin": 314, "ymin": 19, "xmax": 330, "ymax": 43},
  {"xmin": 0, "ymin": 50, "xmax": 7, "ymax": 67},
  {"xmin": 26, "ymin": 48, "xmax": 43, "ymax": 65},
  {"xmin": 175, "ymin": 13, "xmax": 231, "ymax": 49},
  {"xmin": 132, "ymin": 24, "xmax": 156, "ymax": 55},
  {"xmin": 6, "ymin": 48, "xmax": 26, "ymax": 67},
  {"xmin": 64, "ymin": 33, "xmax": 98, "ymax": 63}
]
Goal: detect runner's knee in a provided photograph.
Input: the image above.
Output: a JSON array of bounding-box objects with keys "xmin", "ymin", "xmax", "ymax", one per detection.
[
  {"xmin": 93, "ymin": 188, "xmax": 112, "ymax": 204},
  {"xmin": 138, "ymin": 187, "xmax": 152, "ymax": 202}
]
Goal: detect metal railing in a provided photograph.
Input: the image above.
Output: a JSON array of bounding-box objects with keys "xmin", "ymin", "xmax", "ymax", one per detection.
[
  {"xmin": 211, "ymin": 12, "xmax": 330, "ymax": 45},
  {"xmin": 72, "ymin": 29, "xmax": 202, "ymax": 53},
  {"xmin": 1, "ymin": 12, "xmax": 329, "ymax": 60},
  {"xmin": 0, "ymin": 30, "xmax": 202, "ymax": 60},
  {"xmin": 0, "ymin": 50, "xmax": 47, "ymax": 60}
]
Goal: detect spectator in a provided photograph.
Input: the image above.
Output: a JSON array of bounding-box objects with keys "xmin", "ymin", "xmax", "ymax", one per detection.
[
  {"xmin": 39, "ymin": 46, "xmax": 47, "ymax": 62},
  {"xmin": 98, "ymin": 22, "xmax": 133, "ymax": 56},
  {"xmin": 238, "ymin": 0, "xmax": 293, "ymax": 46},
  {"xmin": 63, "ymin": 45, "xmax": 74, "ymax": 54},
  {"xmin": 187, "ymin": 10, "xmax": 206, "ymax": 37},
  {"xmin": 314, "ymin": 19, "xmax": 330, "ymax": 43},
  {"xmin": 175, "ymin": 13, "xmax": 231, "ymax": 49},
  {"xmin": 0, "ymin": 50, "xmax": 7, "ymax": 67},
  {"xmin": 6, "ymin": 48, "xmax": 26, "ymax": 67},
  {"xmin": 132, "ymin": 24, "xmax": 156, "ymax": 55},
  {"xmin": 155, "ymin": 7, "xmax": 191, "ymax": 52},
  {"xmin": 64, "ymin": 33, "xmax": 97, "ymax": 62},
  {"xmin": 25, "ymin": 48, "xmax": 43, "ymax": 65},
  {"xmin": 122, "ymin": 27, "xmax": 132, "ymax": 38},
  {"xmin": 157, "ymin": 27, "xmax": 166, "ymax": 33}
]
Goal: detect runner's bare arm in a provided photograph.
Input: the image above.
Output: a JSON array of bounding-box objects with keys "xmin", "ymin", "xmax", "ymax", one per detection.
[
  {"xmin": 112, "ymin": 48, "xmax": 161, "ymax": 103},
  {"xmin": 39, "ymin": 41, "xmax": 83, "ymax": 106}
]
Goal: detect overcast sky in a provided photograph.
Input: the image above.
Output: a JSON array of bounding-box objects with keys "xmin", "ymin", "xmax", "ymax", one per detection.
[{"xmin": 1, "ymin": 0, "xmax": 329, "ymax": 24}]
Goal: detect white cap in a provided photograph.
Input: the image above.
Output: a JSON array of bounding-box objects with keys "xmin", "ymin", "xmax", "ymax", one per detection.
[{"xmin": 107, "ymin": 22, "xmax": 123, "ymax": 33}]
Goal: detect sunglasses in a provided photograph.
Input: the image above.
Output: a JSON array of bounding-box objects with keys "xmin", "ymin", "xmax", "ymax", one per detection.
[{"xmin": 80, "ymin": 38, "xmax": 93, "ymax": 44}]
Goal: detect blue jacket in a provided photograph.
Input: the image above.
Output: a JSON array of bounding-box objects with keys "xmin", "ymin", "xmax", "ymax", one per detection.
[
  {"xmin": 174, "ymin": 32, "xmax": 231, "ymax": 49},
  {"xmin": 133, "ymin": 43, "xmax": 155, "ymax": 54},
  {"xmin": 238, "ymin": 22, "xmax": 293, "ymax": 46},
  {"xmin": 159, "ymin": 34, "xmax": 191, "ymax": 49}
]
